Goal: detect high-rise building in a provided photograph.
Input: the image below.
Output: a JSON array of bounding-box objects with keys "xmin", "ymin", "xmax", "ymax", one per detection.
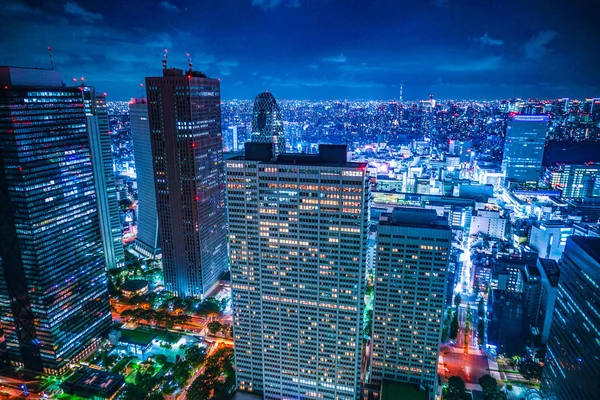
[
  {"xmin": 227, "ymin": 143, "xmax": 369, "ymax": 400},
  {"xmin": 535, "ymin": 258, "xmax": 560, "ymax": 344},
  {"xmin": 129, "ymin": 98, "xmax": 160, "ymax": 258},
  {"xmin": 546, "ymin": 164, "xmax": 600, "ymax": 199},
  {"xmin": 145, "ymin": 68, "xmax": 227, "ymax": 297},
  {"xmin": 370, "ymin": 208, "xmax": 451, "ymax": 393},
  {"xmin": 541, "ymin": 236, "xmax": 600, "ymax": 400},
  {"xmin": 529, "ymin": 220, "xmax": 573, "ymax": 261},
  {"xmin": 0, "ymin": 66, "xmax": 111, "ymax": 373},
  {"xmin": 502, "ymin": 115, "xmax": 548, "ymax": 185},
  {"xmin": 251, "ymin": 91, "xmax": 285, "ymax": 156},
  {"xmin": 85, "ymin": 88, "xmax": 124, "ymax": 269}
]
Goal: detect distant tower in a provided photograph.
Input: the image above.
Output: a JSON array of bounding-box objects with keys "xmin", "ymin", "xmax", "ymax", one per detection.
[{"xmin": 251, "ymin": 91, "xmax": 285, "ymax": 157}]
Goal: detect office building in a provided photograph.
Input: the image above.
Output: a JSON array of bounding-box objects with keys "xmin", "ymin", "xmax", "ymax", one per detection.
[
  {"xmin": 370, "ymin": 208, "xmax": 451, "ymax": 393},
  {"xmin": 0, "ymin": 66, "xmax": 111, "ymax": 373},
  {"xmin": 529, "ymin": 220, "xmax": 573, "ymax": 261},
  {"xmin": 502, "ymin": 115, "xmax": 548, "ymax": 185},
  {"xmin": 542, "ymin": 237, "xmax": 600, "ymax": 400},
  {"xmin": 547, "ymin": 164, "xmax": 600, "ymax": 199},
  {"xmin": 85, "ymin": 88, "xmax": 124, "ymax": 269},
  {"xmin": 146, "ymin": 67, "xmax": 227, "ymax": 297},
  {"xmin": 469, "ymin": 210, "xmax": 507, "ymax": 240},
  {"xmin": 521, "ymin": 264, "xmax": 541, "ymax": 324},
  {"xmin": 227, "ymin": 144, "xmax": 369, "ymax": 400},
  {"xmin": 535, "ymin": 258, "xmax": 560, "ymax": 344},
  {"xmin": 129, "ymin": 98, "xmax": 160, "ymax": 258},
  {"xmin": 251, "ymin": 91, "xmax": 285, "ymax": 156}
]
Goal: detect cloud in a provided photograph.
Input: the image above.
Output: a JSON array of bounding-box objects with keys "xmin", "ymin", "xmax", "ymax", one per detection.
[
  {"xmin": 308, "ymin": 64, "xmax": 319, "ymax": 69},
  {"xmin": 525, "ymin": 30, "xmax": 557, "ymax": 59},
  {"xmin": 252, "ymin": 0, "xmax": 300, "ymax": 9},
  {"xmin": 64, "ymin": 2, "xmax": 103, "ymax": 22},
  {"xmin": 216, "ymin": 60, "xmax": 240, "ymax": 76},
  {"xmin": 474, "ymin": 33, "xmax": 504, "ymax": 46},
  {"xmin": 0, "ymin": 1, "xmax": 42, "ymax": 15},
  {"xmin": 323, "ymin": 53, "xmax": 348, "ymax": 63},
  {"xmin": 160, "ymin": 1, "xmax": 178, "ymax": 11},
  {"xmin": 270, "ymin": 77, "xmax": 384, "ymax": 88},
  {"xmin": 436, "ymin": 56, "xmax": 503, "ymax": 71}
]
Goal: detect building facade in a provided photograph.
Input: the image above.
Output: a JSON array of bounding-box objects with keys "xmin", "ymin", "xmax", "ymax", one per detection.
[
  {"xmin": 85, "ymin": 87, "xmax": 124, "ymax": 269},
  {"xmin": 251, "ymin": 91, "xmax": 285, "ymax": 157},
  {"xmin": 535, "ymin": 258, "xmax": 560, "ymax": 344},
  {"xmin": 541, "ymin": 237, "xmax": 600, "ymax": 400},
  {"xmin": 547, "ymin": 164, "xmax": 600, "ymax": 199},
  {"xmin": 0, "ymin": 67, "xmax": 111, "ymax": 373},
  {"xmin": 502, "ymin": 115, "xmax": 548, "ymax": 185},
  {"xmin": 529, "ymin": 220, "xmax": 573, "ymax": 261},
  {"xmin": 370, "ymin": 208, "xmax": 451, "ymax": 393},
  {"xmin": 129, "ymin": 98, "xmax": 161, "ymax": 258},
  {"xmin": 227, "ymin": 144, "xmax": 369, "ymax": 400},
  {"xmin": 146, "ymin": 68, "xmax": 227, "ymax": 297}
]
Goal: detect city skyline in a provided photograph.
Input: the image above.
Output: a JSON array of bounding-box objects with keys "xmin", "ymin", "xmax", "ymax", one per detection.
[{"xmin": 1, "ymin": 0, "xmax": 598, "ymax": 100}]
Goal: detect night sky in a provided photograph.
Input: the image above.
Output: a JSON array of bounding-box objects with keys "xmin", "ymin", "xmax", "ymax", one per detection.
[{"xmin": 1, "ymin": 0, "xmax": 598, "ymax": 100}]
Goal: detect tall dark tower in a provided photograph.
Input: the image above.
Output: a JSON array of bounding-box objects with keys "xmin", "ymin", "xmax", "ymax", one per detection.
[
  {"xmin": 0, "ymin": 66, "xmax": 111, "ymax": 373},
  {"xmin": 145, "ymin": 68, "xmax": 227, "ymax": 298},
  {"xmin": 251, "ymin": 91, "xmax": 285, "ymax": 156}
]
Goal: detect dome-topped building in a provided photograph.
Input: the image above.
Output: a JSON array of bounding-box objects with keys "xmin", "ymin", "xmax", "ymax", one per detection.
[{"xmin": 251, "ymin": 91, "xmax": 285, "ymax": 157}]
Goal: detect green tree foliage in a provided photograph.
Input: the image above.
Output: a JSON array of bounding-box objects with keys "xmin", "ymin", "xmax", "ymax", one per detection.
[
  {"xmin": 196, "ymin": 297, "xmax": 221, "ymax": 317},
  {"xmin": 478, "ymin": 374, "xmax": 506, "ymax": 400},
  {"xmin": 519, "ymin": 360, "xmax": 543, "ymax": 382},
  {"xmin": 454, "ymin": 293, "xmax": 462, "ymax": 308},
  {"xmin": 207, "ymin": 321, "xmax": 224, "ymax": 335},
  {"xmin": 445, "ymin": 376, "xmax": 470, "ymax": 400},
  {"xmin": 364, "ymin": 309, "xmax": 373, "ymax": 338},
  {"xmin": 187, "ymin": 347, "xmax": 235, "ymax": 400},
  {"xmin": 449, "ymin": 311, "xmax": 459, "ymax": 341},
  {"xmin": 154, "ymin": 354, "xmax": 167, "ymax": 365},
  {"xmin": 477, "ymin": 320, "xmax": 485, "ymax": 346},
  {"xmin": 185, "ymin": 346, "xmax": 207, "ymax": 368}
]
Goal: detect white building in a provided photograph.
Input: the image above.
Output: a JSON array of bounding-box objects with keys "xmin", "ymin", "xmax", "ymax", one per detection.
[
  {"xmin": 227, "ymin": 144, "xmax": 369, "ymax": 400},
  {"xmin": 529, "ymin": 220, "xmax": 573, "ymax": 261},
  {"xmin": 470, "ymin": 210, "xmax": 507, "ymax": 239},
  {"xmin": 371, "ymin": 208, "xmax": 451, "ymax": 393}
]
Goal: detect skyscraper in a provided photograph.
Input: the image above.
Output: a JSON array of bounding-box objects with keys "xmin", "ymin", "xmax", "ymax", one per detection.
[
  {"xmin": 130, "ymin": 98, "xmax": 160, "ymax": 258},
  {"xmin": 85, "ymin": 87, "xmax": 124, "ymax": 269},
  {"xmin": 541, "ymin": 236, "xmax": 600, "ymax": 400},
  {"xmin": 370, "ymin": 208, "xmax": 451, "ymax": 393},
  {"xmin": 501, "ymin": 114, "xmax": 548, "ymax": 185},
  {"xmin": 0, "ymin": 66, "xmax": 111, "ymax": 373},
  {"xmin": 251, "ymin": 91, "xmax": 285, "ymax": 156},
  {"xmin": 146, "ymin": 68, "xmax": 227, "ymax": 298},
  {"xmin": 227, "ymin": 143, "xmax": 369, "ymax": 400}
]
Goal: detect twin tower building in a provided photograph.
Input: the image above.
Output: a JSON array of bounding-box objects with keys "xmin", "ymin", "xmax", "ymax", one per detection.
[{"xmin": 1, "ymin": 66, "xmax": 451, "ymax": 400}]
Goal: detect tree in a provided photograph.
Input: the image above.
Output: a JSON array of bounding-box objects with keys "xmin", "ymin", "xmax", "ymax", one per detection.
[
  {"xmin": 185, "ymin": 346, "xmax": 207, "ymax": 368},
  {"xmin": 449, "ymin": 311, "xmax": 459, "ymax": 341},
  {"xmin": 208, "ymin": 321, "xmax": 224, "ymax": 335},
  {"xmin": 445, "ymin": 376, "xmax": 470, "ymax": 400},
  {"xmin": 173, "ymin": 362, "xmax": 193, "ymax": 385},
  {"xmin": 478, "ymin": 297, "xmax": 485, "ymax": 318},
  {"xmin": 364, "ymin": 309, "xmax": 373, "ymax": 338},
  {"xmin": 478, "ymin": 374, "xmax": 505, "ymax": 400},
  {"xmin": 477, "ymin": 320, "xmax": 485, "ymax": 346},
  {"xmin": 154, "ymin": 354, "xmax": 168, "ymax": 365},
  {"xmin": 454, "ymin": 293, "xmax": 462, "ymax": 308}
]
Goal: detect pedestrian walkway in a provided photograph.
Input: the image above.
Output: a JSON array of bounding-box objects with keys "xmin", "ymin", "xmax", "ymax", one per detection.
[{"xmin": 487, "ymin": 358, "xmax": 502, "ymax": 380}]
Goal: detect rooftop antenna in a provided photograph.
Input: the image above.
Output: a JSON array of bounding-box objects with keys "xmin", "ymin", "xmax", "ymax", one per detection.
[
  {"xmin": 399, "ymin": 81, "xmax": 403, "ymax": 102},
  {"xmin": 162, "ymin": 49, "xmax": 168, "ymax": 70},
  {"xmin": 47, "ymin": 46, "xmax": 54, "ymax": 70},
  {"xmin": 187, "ymin": 53, "xmax": 193, "ymax": 71}
]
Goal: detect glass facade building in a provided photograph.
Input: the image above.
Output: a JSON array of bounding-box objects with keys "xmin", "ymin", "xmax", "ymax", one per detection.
[
  {"xmin": 130, "ymin": 98, "xmax": 160, "ymax": 258},
  {"xmin": 251, "ymin": 92, "xmax": 285, "ymax": 157},
  {"xmin": 227, "ymin": 144, "xmax": 369, "ymax": 400},
  {"xmin": 370, "ymin": 208, "xmax": 451, "ymax": 393},
  {"xmin": 146, "ymin": 68, "xmax": 227, "ymax": 298},
  {"xmin": 85, "ymin": 88, "xmax": 124, "ymax": 269},
  {"xmin": 501, "ymin": 115, "xmax": 548, "ymax": 185},
  {"xmin": 541, "ymin": 236, "xmax": 600, "ymax": 400},
  {"xmin": 0, "ymin": 67, "xmax": 111, "ymax": 374}
]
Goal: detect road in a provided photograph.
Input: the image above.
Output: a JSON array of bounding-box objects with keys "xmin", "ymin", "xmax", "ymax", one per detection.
[{"xmin": 176, "ymin": 342, "xmax": 221, "ymax": 400}]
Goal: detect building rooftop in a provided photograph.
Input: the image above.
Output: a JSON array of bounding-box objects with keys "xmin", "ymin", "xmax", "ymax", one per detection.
[
  {"xmin": 380, "ymin": 207, "xmax": 450, "ymax": 230},
  {"xmin": 121, "ymin": 279, "xmax": 148, "ymax": 292},
  {"xmin": 538, "ymin": 258, "xmax": 560, "ymax": 287},
  {"xmin": 381, "ymin": 380, "xmax": 428, "ymax": 400},
  {"xmin": 570, "ymin": 236, "xmax": 600, "ymax": 263}
]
